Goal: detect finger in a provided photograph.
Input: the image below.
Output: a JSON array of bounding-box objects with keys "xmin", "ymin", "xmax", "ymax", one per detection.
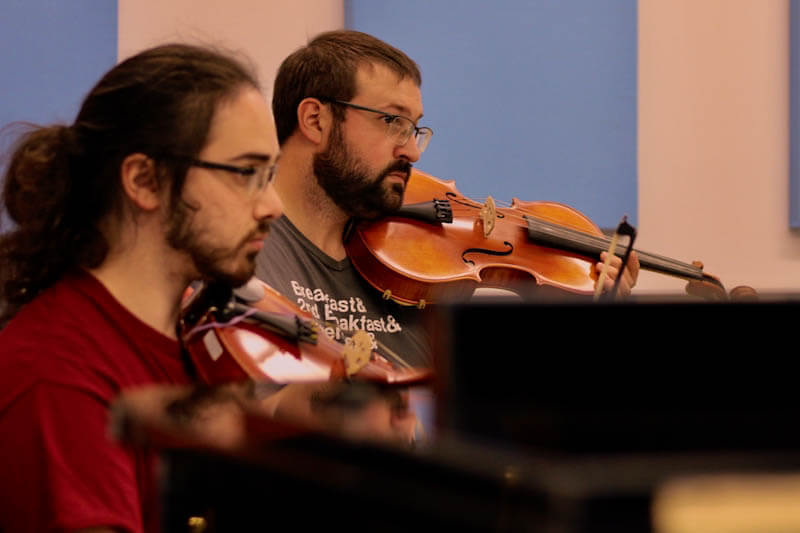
[
  {"xmin": 600, "ymin": 251, "xmax": 623, "ymax": 268},
  {"xmin": 598, "ymin": 253, "xmax": 622, "ymax": 278},
  {"xmin": 596, "ymin": 261, "xmax": 620, "ymax": 283},
  {"xmin": 614, "ymin": 252, "xmax": 639, "ymax": 297},
  {"xmin": 615, "ymin": 277, "xmax": 632, "ymax": 299},
  {"xmin": 599, "ymin": 251, "xmax": 639, "ymax": 294},
  {"xmin": 626, "ymin": 251, "xmax": 641, "ymax": 282}
]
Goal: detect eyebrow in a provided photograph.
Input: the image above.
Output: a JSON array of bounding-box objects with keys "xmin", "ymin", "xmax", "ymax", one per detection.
[
  {"xmin": 380, "ymin": 103, "xmax": 424, "ymax": 122},
  {"xmin": 228, "ymin": 152, "xmax": 278, "ymax": 164}
]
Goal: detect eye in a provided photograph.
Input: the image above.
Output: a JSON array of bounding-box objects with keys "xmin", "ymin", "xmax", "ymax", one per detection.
[
  {"xmin": 381, "ymin": 114, "xmax": 401, "ymax": 125},
  {"xmin": 229, "ymin": 166, "xmax": 256, "ymax": 186}
]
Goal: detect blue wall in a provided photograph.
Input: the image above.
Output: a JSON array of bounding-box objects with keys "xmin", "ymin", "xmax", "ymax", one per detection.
[
  {"xmin": 347, "ymin": 0, "xmax": 637, "ymax": 229},
  {"xmin": 0, "ymin": 2, "xmax": 636, "ymax": 229},
  {"xmin": 0, "ymin": 1, "xmax": 117, "ymax": 131},
  {"xmin": 791, "ymin": 0, "xmax": 800, "ymax": 228},
  {"xmin": 0, "ymin": 0, "xmax": 116, "ymax": 229},
  {"xmin": 0, "ymin": 0, "xmax": 116, "ymax": 231}
]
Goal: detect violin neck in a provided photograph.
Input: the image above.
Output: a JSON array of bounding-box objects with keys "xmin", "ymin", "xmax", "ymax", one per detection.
[{"xmin": 524, "ymin": 216, "xmax": 716, "ymax": 285}]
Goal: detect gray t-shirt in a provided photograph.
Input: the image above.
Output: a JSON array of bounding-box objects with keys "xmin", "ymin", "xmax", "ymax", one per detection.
[{"xmin": 255, "ymin": 216, "xmax": 432, "ymax": 368}]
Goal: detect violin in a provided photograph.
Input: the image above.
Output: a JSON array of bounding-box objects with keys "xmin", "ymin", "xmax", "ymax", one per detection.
[
  {"xmin": 344, "ymin": 169, "xmax": 732, "ymax": 306},
  {"xmin": 179, "ymin": 277, "xmax": 432, "ymax": 387}
]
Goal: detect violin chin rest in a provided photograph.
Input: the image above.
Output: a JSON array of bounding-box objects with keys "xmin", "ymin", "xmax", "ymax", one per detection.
[{"xmin": 234, "ymin": 277, "xmax": 267, "ymax": 303}]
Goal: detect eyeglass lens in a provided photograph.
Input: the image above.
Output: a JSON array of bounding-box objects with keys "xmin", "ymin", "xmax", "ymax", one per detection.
[
  {"xmin": 251, "ymin": 163, "xmax": 278, "ymax": 194},
  {"xmin": 387, "ymin": 117, "xmax": 432, "ymax": 152}
]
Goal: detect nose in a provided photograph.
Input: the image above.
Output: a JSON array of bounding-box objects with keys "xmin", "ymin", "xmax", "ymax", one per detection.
[
  {"xmin": 394, "ymin": 136, "xmax": 421, "ymax": 163},
  {"xmin": 253, "ymin": 182, "xmax": 283, "ymax": 221}
]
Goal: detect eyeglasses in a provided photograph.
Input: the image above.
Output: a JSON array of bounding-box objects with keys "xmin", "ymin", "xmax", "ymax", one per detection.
[
  {"xmin": 323, "ymin": 99, "xmax": 433, "ymax": 153},
  {"xmin": 181, "ymin": 158, "xmax": 278, "ymax": 196}
]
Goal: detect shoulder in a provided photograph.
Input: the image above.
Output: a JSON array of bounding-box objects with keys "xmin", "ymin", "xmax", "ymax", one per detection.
[
  {"xmin": 2, "ymin": 272, "xmax": 124, "ymax": 360},
  {"xmin": 0, "ymin": 272, "xmax": 180, "ymax": 405}
]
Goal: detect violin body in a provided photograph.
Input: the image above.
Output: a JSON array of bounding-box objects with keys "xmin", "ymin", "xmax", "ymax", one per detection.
[
  {"xmin": 180, "ymin": 278, "xmax": 432, "ymax": 386},
  {"xmin": 345, "ymin": 169, "xmax": 727, "ymax": 305},
  {"xmin": 346, "ymin": 170, "xmax": 604, "ymax": 305}
]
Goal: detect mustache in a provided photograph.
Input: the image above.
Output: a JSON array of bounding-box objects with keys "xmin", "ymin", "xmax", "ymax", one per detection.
[
  {"xmin": 255, "ymin": 219, "xmax": 271, "ymax": 234},
  {"xmin": 380, "ymin": 160, "xmax": 413, "ymax": 182},
  {"xmin": 238, "ymin": 219, "xmax": 272, "ymax": 248}
]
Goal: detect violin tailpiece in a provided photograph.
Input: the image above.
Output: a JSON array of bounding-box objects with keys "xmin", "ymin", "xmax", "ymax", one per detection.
[{"xmin": 343, "ymin": 330, "xmax": 372, "ymax": 376}]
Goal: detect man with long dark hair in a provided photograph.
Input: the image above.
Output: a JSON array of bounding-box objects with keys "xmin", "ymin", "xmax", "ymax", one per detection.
[{"xmin": 0, "ymin": 44, "xmax": 285, "ymax": 532}]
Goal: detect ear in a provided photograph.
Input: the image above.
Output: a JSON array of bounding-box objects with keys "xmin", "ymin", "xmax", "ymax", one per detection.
[
  {"xmin": 120, "ymin": 153, "xmax": 160, "ymax": 211},
  {"xmin": 295, "ymin": 97, "xmax": 330, "ymax": 146}
]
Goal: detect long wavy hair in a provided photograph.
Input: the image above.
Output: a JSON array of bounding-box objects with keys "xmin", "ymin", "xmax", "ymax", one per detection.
[{"xmin": 0, "ymin": 43, "xmax": 260, "ymax": 324}]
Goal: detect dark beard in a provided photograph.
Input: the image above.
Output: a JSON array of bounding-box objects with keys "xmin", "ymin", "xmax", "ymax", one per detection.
[
  {"xmin": 313, "ymin": 121, "xmax": 411, "ymax": 220},
  {"xmin": 165, "ymin": 200, "xmax": 269, "ymax": 287}
]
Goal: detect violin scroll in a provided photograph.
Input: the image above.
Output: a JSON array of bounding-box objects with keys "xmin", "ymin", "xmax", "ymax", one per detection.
[
  {"xmin": 683, "ymin": 261, "xmax": 758, "ymax": 301},
  {"xmin": 684, "ymin": 261, "xmax": 727, "ymax": 301}
]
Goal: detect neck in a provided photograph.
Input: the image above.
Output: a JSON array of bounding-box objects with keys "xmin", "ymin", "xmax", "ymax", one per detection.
[
  {"xmin": 273, "ymin": 145, "xmax": 350, "ymax": 260},
  {"xmin": 89, "ymin": 220, "xmax": 190, "ymax": 339}
]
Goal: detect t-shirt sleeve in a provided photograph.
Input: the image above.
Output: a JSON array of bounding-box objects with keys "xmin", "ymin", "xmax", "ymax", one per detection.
[{"xmin": 0, "ymin": 382, "xmax": 147, "ymax": 533}]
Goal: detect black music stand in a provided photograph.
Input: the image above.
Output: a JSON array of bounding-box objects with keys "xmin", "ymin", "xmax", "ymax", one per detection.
[{"xmin": 430, "ymin": 294, "xmax": 800, "ymax": 532}]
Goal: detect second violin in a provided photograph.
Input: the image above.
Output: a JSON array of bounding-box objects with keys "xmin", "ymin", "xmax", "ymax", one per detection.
[{"xmin": 179, "ymin": 277, "xmax": 432, "ymax": 386}]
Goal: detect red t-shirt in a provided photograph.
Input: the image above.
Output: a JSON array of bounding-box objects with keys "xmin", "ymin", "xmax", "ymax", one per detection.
[{"xmin": 0, "ymin": 271, "xmax": 191, "ymax": 532}]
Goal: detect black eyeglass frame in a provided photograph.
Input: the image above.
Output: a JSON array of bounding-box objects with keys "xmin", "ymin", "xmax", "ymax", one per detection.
[
  {"xmin": 166, "ymin": 156, "xmax": 279, "ymax": 195},
  {"xmin": 319, "ymin": 98, "xmax": 433, "ymax": 152}
]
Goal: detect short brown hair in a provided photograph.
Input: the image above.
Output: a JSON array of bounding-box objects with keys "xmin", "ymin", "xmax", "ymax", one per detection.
[{"xmin": 272, "ymin": 30, "xmax": 421, "ymax": 145}]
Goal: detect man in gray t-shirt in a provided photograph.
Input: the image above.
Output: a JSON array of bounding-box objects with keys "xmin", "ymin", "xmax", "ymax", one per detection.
[
  {"xmin": 253, "ymin": 31, "xmax": 440, "ymax": 370},
  {"xmin": 255, "ymin": 30, "xmax": 638, "ymax": 373}
]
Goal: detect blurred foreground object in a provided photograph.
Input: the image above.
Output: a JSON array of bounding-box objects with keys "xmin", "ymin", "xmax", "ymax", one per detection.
[{"xmin": 654, "ymin": 473, "xmax": 800, "ymax": 533}]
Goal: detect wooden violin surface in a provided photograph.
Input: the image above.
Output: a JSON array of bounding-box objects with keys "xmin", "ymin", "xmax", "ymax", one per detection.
[{"xmin": 346, "ymin": 169, "xmax": 728, "ymax": 306}]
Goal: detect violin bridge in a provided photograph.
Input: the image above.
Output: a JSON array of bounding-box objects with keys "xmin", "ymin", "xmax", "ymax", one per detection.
[
  {"xmin": 480, "ymin": 196, "xmax": 497, "ymax": 237},
  {"xmin": 343, "ymin": 330, "xmax": 372, "ymax": 376}
]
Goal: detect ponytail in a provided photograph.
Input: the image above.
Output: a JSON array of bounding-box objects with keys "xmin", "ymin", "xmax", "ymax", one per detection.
[{"xmin": 0, "ymin": 123, "xmax": 109, "ymax": 323}]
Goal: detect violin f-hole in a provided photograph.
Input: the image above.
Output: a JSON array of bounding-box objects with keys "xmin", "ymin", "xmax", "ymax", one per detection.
[{"xmin": 462, "ymin": 242, "xmax": 514, "ymax": 266}]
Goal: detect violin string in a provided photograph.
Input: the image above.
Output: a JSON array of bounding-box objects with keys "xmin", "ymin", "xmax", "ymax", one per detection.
[
  {"xmin": 447, "ymin": 203, "xmax": 589, "ymax": 234},
  {"xmin": 446, "ymin": 204, "xmax": 607, "ymax": 256},
  {"xmin": 186, "ymin": 308, "xmax": 258, "ymax": 337},
  {"xmin": 373, "ymin": 340, "xmax": 414, "ymax": 369},
  {"xmin": 309, "ymin": 316, "xmax": 414, "ymax": 369},
  {"xmin": 523, "ymin": 217, "xmax": 702, "ymax": 276},
  {"xmin": 444, "ymin": 198, "xmax": 703, "ymax": 278}
]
